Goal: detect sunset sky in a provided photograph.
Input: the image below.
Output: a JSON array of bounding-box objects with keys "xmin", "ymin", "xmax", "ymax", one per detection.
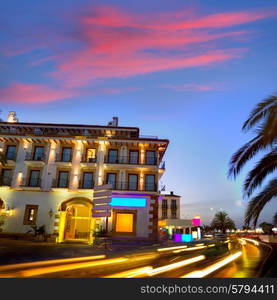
[{"xmin": 1, "ymin": 0, "xmax": 277, "ymax": 226}]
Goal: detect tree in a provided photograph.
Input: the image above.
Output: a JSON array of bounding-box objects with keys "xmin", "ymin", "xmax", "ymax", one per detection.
[
  {"xmin": 259, "ymin": 222, "xmax": 273, "ymax": 234},
  {"xmin": 273, "ymin": 213, "xmax": 277, "ymax": 227},
  {"xmin": 228, "ymin": 94, "xmax": 277, "ymax": 227},
  {"xmin": 210, "ymin": 211, "xmax": 236, "ymax": 234}
]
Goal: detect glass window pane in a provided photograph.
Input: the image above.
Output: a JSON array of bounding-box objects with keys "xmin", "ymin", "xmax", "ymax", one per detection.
[
  {"xmin": 108, "ymin": 150, "xmax": 118, "ymax": 163},
  {"xmin": 83, "ymin": 172, "xmax": 93, "ymax": 188},
  {"xmin": 59, "ymin": 171, "xmax": 69, "ymax": 187},
  {"xmin": 107, "ymin": 173, "xmax": 116, "ymax": 189},
  {"xmin": 128, "ymin": 175, "xmax": 138, "ymax": 190},
  {"xmin": 62, "ymin": 148, "xmax": 72, "ymax": 162},
  {"xmin": 129, "ymin": 151, "xmax": 139, "ymax": 164},
  {"xmin": 145, "ymin": 151, "xmax": 156, "ymax": 165},
  {"xmin": 145, "ymin": 175, "xmax": 155, "ymax": 191},
  {"xmin": 86, "ymin": 149, "xmax": 96, "ymax": 162},
  {"xmin": 29, "ymin": 170, "xmax": 40, "ymax": 186},
  {"xmin": 6, "ymin": 146, "xmax": 16, "ymax": 160},
  {"xmin": 33, "ymin": 147, "xmax": 44, "ymax": 160}
]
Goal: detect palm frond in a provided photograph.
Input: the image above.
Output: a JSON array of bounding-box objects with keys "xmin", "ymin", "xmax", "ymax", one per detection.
[
  {"xmin": 242, "ymin": 95, "xmax": 277, "ymax": 132},
  {"xmin": 245, "ymin": 178, "xmax": 277, "ymax": 227},
  {"xmin": 228, "ymin": 136, "xmax": 267, "ymax": 179},
  {"xmin": 243, "ymin": 149, "xmax": 277, "ymax": 197}
]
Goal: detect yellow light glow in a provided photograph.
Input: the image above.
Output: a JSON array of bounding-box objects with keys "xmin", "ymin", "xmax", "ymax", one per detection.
[
  {"xmin": 19, "ymin": 257, "xmax": 128, "ymax": 277},
  {"xmin": 238, "ymin": 239, "xmax": 246, "ymax": 245},
  {"xmin": 173, "ymin": 245, "xmax": 206, "ymax": 253},
  {"xmin": 241, "ymin": 238, "xmax": 259, "ymax": 246},
  {"xmin": 0, "ymin": 255, "xmax": 105, "ymax": 273},
  {"xmin": 181, "ymin": 251, "xmax": 242, "ymax": 278},
  {"xmin": 116, "ymin": 213, "xmax": 133, "ymax": 233},
  {"xmin": 207, "ymin": 244, "xmax": 215, "ymax": 247},
  {"xmin": 146, "ymin": 255, "xmax": 205, "ymax": 276},
  {"xmin": 103, "ymin": 266, "xmax": 153, "ymax": 278},
  {"xmin": 157, "ymin": 245, "xmax": 188, "ymax": 252}
]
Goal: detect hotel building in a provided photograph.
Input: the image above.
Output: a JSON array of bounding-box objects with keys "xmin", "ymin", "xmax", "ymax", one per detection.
[{"xmin": 0, "ymin": 113, "xmax": 168, "ymax": 243}]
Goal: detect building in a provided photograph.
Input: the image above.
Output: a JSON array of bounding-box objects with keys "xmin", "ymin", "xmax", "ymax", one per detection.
[
  {"xmin": 0, "ymin": 114, "xmax": 169, "ymax": 243},
  {"xmin": 158, "ymin": 191, "xmax": 201, "ymax": 242},
  {"xmin": 158, "ymin": 191, "xmax": 181, "ymax": 220}
]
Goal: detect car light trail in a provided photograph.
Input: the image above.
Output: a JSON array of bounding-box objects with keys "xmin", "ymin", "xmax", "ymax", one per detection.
[
  {"xmin": 103, "ymin": 266, "xmax": 153, "ymax": 278},
  {"xmin": 15, "ymin": 257, "xmax": 128, "ymax": 277},
  {"xmin": 157, "ymin": 245, "xmax": 187, "ymax": 252},
  {"xmin": 207, "ymin": 244, "xmax": 215, "ymax": 247},
  {"xmin": 239, "ymin": 239, "xmax": 246, "ymax": 245},
  {"xmin": 146, "ymin": 255, "xmax": 205, "ymax": 276},
  {"xmin": 181, "ymin": 251, "xmax": 242, "ymax": 278},
  {"xmin": 0, "ymin": 255, "xmax": 106, "ymax": 273},
  {"xmin": 173, "ymin": 245, "xmax": 206, "ymax": 253},
  {"xmin": 241, "ymin": 238, "xmax": 259, "ymax": 246}
]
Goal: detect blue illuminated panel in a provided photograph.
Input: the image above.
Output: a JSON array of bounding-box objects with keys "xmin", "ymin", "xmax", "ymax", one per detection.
[{"xmin": 110, "ymin": 197, "xmax": 146, "ymax": 207}]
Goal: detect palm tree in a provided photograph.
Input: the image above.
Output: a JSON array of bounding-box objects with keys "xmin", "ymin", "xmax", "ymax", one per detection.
[
  {"xmin": 273, "ymin": 213, "xmax": 277, "ymax": 227},
  {"xmin": 210, "ymin": 211, "xmax": 236, "ymax": 234},
  {"xmin": 228, "ymin": 94, "xmax": 277, "ymax": 227}
]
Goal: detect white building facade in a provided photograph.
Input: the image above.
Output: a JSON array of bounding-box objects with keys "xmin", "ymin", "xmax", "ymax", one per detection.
[{"xmin": 0, "ymin": 115, "xmax": 168, "ymax": 243}]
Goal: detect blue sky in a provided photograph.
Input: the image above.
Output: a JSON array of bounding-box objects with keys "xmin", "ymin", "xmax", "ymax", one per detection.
[{"xmin": 1, "ymin": 0, "xmax": 277, "ymax": 226}]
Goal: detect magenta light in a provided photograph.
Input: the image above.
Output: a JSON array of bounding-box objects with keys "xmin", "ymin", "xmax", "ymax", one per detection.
[
  {"xmin": 192, "ymin": 218, "xmax": 201, "ymax": 226},
  {"xmin": 112, "ymin": 192, "xmax": 152, "ymax": 196},
  {"xmin": 174, "ymin": 233, "xmax": 182, "ymax": 242}
]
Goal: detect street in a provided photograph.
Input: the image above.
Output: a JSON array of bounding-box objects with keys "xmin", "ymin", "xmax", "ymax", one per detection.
[{"xmin": 0, "ymin": 238, "xmax": 274, "ymax": 278}]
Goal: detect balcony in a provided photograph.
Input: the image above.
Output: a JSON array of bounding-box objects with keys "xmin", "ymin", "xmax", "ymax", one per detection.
[
  {"xmin": 78, "ymin": 179, "xmax": 94, "ymax": 189},
  {"xmin": 52, "ymin": 178, "xmax": 69, "ymax": 189},
  {"xmin": 104, "ymin": 155, "xmax": 158, "ymax": 166},
  {"xmin": 105, "ymin": 181, "xmax": 157, "ymax": 192},
  {"xmin": 20, "ymin": 178, "xmax": 42, "ymax": 189},
  {"xmin": 80, "ymin": 156, "xmax": 97, "ymax": 164},
  {"xmin": 0, "ymin": 176, "xmax": 12, "ymax": 186},
  {"xmin": 24, "ymin": 152, "xmax": 46, "ymax": 166}
]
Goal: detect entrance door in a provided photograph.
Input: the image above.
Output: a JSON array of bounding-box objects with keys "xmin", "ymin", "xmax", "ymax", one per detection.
[{"xmin": 64, "ymin": 204, "xmax": 92, "ymax": 241}]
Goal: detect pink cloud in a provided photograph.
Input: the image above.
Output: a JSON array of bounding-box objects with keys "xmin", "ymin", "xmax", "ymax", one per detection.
[
  {"xmin": 0, "ymin": 83, "xmax": 77, "ymax": 104},
  {"xmin": 163, "ymin": 82, "xmax": 228, "ymax": 92},
  {"xmin": 2, "ymin": 5, "xmax": 276, "ymax": 103}
]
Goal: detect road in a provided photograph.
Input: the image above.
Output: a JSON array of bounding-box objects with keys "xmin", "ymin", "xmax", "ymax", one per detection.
[{"xmin": 0, "ymin": 238, "xmax": 272, "ymax": 278}]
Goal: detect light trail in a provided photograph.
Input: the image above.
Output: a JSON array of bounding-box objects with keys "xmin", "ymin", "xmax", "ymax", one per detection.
[
  {"xmin": 207, "ymin": 244, "xmax": 215, "ymax": 247},
  {"xmin": 157, "ymin": 245, "xmax": 188, "ymax": 252},
  {"xmin": 146, "ymin": 255, "xmax": 205, "ymax": 276},
  {"xmin": 0, "ymin": 255, "xmax": 105, "ymax": 272},
  {"xmin": 241, "ymin": 238, "xmax": 259, "ymax": 246},
  {"xmin": 173, "ymin": 245, "xmax": 206, "ymax": 253},
  {"xmin": 103, "ymin": 266, "xmax": 153, "ymax": 278},
  {"xmin": 238, "ymin": 239, "xmax": 247, "ymax": 245},
  {"xmin": 9, "ymin": 257, "xmax": 128, "ymax": 277},
  {"xmin": 181, "ymin": 251, "xmax": 242, "ymax": 278}
]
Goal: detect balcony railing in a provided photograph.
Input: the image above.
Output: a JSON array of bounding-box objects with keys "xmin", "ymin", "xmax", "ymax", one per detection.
[
  {"xmin": 105, "ymin": 181, "xmax": 157, "ymax": 192},
  {"xmin": 55, "ymin": 154, "xmax": 72, "ymax": 163},
  {"xmin": 6, "ymin": 153, "xmax": 16, "ymax": 161},
  {"xmin": 25, "ymin": 152, "xmax": 46, "ymax": 162},
  {"xmin": 0, "ymin": 176, "xmax": 12, "ymax": 186},
  {"xmin": 104, "ymin": 155, "xmax": 158, "ymax": 166},
  {"xmin": 80, "ymin": 156, "xmax": 97, "ymax": 163},
  {"xmin": 52, "ymin": 178, "xmax": 69, "ymax": 188},
  {"xmin": 21, "ymin": 178, "xmax": 41, "ymax": 188},
  {"xmin": 79, "ymin": 179, "xmax": 94, "ymax": 189}
]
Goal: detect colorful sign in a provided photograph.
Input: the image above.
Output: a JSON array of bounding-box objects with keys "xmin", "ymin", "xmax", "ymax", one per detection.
[
  {"xmin": 110, "ymin": 197, "xmax": 146, "ymax": 207},
  {"xmin": 192, "ymin": 216, "xmax": 201, "ymax": 226},
  {"xmin": 173, "ymin": 233, "xmax": 193, "ymax": 242},
  {"xmin": 92, "ymin": 184, "xmax": 112, "ymax": 217}
]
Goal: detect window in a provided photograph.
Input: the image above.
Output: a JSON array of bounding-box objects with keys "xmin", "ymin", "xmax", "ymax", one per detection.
[
  {"xmin": 129, "ymin": 150, "xmax": 139, "ymax": 164},
  {"xmin": 171, "ymin": 199, "xmax": 177, "ymax": 209},
  {"xmin": 58, "ymin": 171, "xmax": 69, "ymax": 187},
  {"xmin": 5, "ymin": 145, "xmax": 16, "ymax": 160},
  {"xmin": 82, "ymin": 172, "xmax": 94, "ymax": 189},
  {"xmin": 1, "ymin": 169, "xmax": 12, "ymax": 186},
  {"xmin": 28, "ymin": 170, "xmax": 40, "ymax": 187},
  {"xmin": 23, "ymin": 205, "xmax": 38, "ymax": 225},
  {"xmin": 171, "ymin": 211, "xmax": 177, "ymax": 219},
  {"xmin": 162, "ymin": 210, "xmax": 167, "ymax": 219},
  {"xmin": 86, "ymin": 148, "xmax": 96, "ymax": 163},
  {"xmin": 61, "ymin": 147, "xmax": 72, "ymax": 162},
  {"xmin": 128, "ymin": 174, "xmax": 138, "ymax": 190},
  {"xmin": 33, "ymin": 146, "xmax": 44, "ymax": 161},
  {"xmin": 106, "ymin": 173, "xmax": 117, "ymax": 189},
  {"xmin": 145, "ymin": 174, "xmax": 156, "ymax": 191},
  {"xmin": 108, "ymin": 149, "xmax": 118, "ymax": 163},
  {"xmin": 145, "ymin": 151, "xmax": 156, "ymax": 165},
  {"xmin": 162, "ymin": 199, "xmax": 168, "ymax": 209},
  {"xmin": 115, "ymin": 213, "xmax": 134, "ymax": 233}
]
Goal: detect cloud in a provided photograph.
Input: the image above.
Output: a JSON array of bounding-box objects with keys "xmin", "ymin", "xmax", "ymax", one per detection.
[
  {"xmin": 1, "ymin": 5, "xmax": 276, "ymax": 103},
  {"xmin": 162, "ymin": 82, "xmax": 228, "ymax": 92}
]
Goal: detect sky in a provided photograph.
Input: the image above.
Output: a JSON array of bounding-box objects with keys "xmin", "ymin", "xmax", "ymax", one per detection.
[{"xmin": 0, "ymin": 0, "xmax": 276, "ymax": 227}]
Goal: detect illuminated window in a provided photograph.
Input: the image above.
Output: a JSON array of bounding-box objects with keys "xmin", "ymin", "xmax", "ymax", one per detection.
[
  {"xmin": 23, "ymin": 205, "xmax": 38, "ymax": 225},
  {"xmin": 115, "ymin": 213, "xmax": 134, "ymax": 233},
  {"xmin": 86, "ymin": 148, "xmax": 96, "ymax": 163}
]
